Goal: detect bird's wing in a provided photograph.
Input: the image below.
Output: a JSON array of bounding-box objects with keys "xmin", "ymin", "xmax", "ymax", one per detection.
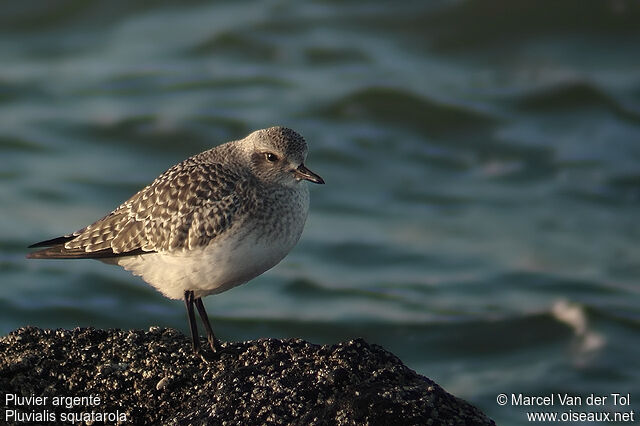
[{"xmin": 28, "ymin": 159, "xmax": 250, "ymax": 259}]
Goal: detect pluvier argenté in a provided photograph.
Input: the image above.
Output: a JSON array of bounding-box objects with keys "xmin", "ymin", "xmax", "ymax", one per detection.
[{"xmin": 28, "ymin": 126, "xmax": 324, "ymax": 356}]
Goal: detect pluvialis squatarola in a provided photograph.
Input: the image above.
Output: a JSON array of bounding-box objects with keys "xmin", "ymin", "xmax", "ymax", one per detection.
[{"xmin": 27, "ymin": 126, "xmax": 324, "ymax": 356}]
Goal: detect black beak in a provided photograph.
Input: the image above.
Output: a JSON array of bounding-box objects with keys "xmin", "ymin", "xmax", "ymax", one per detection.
[{"xmin": 294, "ymin": 164, "xmax": 325, "ymax": 184}]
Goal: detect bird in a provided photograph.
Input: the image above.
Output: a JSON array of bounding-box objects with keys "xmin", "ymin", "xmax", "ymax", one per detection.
[{"xmin": 27, "ymin": 126, "xmax": 324, "ymax": 356}]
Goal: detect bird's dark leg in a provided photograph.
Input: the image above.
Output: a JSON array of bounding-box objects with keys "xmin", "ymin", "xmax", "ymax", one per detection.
[
  {"xmin": 184, "ymin": 290, "xmax": 200, "ymax": 355},
  {"xmin": 194, "ymin": 297, "xmax": 220, "ymax": 352}
]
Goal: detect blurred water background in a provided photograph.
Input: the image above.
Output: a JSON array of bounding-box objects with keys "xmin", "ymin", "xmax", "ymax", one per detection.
[{"xmin": 1, "ymin": 1, "xmax": 640, "ymax": 423}]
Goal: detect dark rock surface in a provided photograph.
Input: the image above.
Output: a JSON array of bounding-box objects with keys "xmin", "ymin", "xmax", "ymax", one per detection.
[{"xmin": 0, "ymin": 327, "xmax": 494, "ymax": 425}]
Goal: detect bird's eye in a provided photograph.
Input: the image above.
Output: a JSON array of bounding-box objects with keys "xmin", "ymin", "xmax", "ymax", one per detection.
[{"xmin": 265, "ymin": 152, "xmax": 279, "ymax": 162}]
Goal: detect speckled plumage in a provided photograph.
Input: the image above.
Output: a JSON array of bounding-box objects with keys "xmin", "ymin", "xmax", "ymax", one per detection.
[
  {"xmin": 28, "ymin": 127, "xmax": 323, "ymax": 303},
  {"xmin": 66, "ymin": 149, "xmax": 247, "ymax": 254}
]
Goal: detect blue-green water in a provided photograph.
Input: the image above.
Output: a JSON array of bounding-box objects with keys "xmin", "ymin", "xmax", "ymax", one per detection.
[{"xmin": 2, "ymin": 1, "xmax": 640, "ymax": 424}]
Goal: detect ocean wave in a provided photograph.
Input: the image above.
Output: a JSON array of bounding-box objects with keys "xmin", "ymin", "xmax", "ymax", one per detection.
[
  {"xmin": 318, "ymin": 86, "xmax": 498, "ymax": 135},
  {"xmin": 513, "ymin": 80, "xmax": 640, "ymax": 123}
]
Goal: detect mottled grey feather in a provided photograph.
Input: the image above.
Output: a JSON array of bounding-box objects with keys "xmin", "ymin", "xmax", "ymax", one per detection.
[
  {"xmin": 27, "ymin": 144, "xmax": 253, "ymax": 260},
  {"xmin": 64, "ymin": 150, "xmax": 249, "ymax": 255}
]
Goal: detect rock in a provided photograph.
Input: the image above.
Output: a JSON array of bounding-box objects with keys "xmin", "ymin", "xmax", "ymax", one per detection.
[{"xmin": 0, "ymin": 327, "xmax": 495, "ymax": 425}]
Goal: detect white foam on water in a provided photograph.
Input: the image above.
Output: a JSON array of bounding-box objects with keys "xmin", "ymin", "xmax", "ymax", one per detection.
[{"xmin": 551, "ymin": 299, "xmax": 605, "ymax": 357}]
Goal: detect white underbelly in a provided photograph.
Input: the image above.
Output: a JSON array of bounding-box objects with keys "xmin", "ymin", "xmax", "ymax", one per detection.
[{"xmin": 113, "ymin": 230, "xmax": 298, "ymax": 300}]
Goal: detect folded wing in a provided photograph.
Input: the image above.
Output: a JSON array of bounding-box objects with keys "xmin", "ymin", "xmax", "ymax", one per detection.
[{"xmin": 27, "ymin": 158, "xmax": 248, "ymax": 260}]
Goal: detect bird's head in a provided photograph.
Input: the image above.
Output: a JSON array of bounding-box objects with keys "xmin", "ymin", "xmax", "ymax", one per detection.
[{"xmin": 244, "ymin": 126, "xmax": 324, "ymax": 187}]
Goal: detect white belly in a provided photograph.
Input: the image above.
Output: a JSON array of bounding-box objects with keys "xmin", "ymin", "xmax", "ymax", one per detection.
[{"xmin": 112, "ymin": 222, "xmax": 303, "ymax": 300}]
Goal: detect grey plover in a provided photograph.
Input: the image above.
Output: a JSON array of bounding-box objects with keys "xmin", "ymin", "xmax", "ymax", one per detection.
[{"xmin": 27, "ymin": 126, "xmax": 324, "ymax": 355}]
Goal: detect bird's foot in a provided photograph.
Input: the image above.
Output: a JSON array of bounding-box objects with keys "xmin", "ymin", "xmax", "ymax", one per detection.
[
  {"xmin": 213, "ymin": 343, "xmax": 242, "ymax": 356},
  {"xmin": 198, "ymin": 350, "xmax": 217, "ymax": 363},
  {"xmin": 194, "ymin": 340, "xmax": 241, "ymax": 363}
]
